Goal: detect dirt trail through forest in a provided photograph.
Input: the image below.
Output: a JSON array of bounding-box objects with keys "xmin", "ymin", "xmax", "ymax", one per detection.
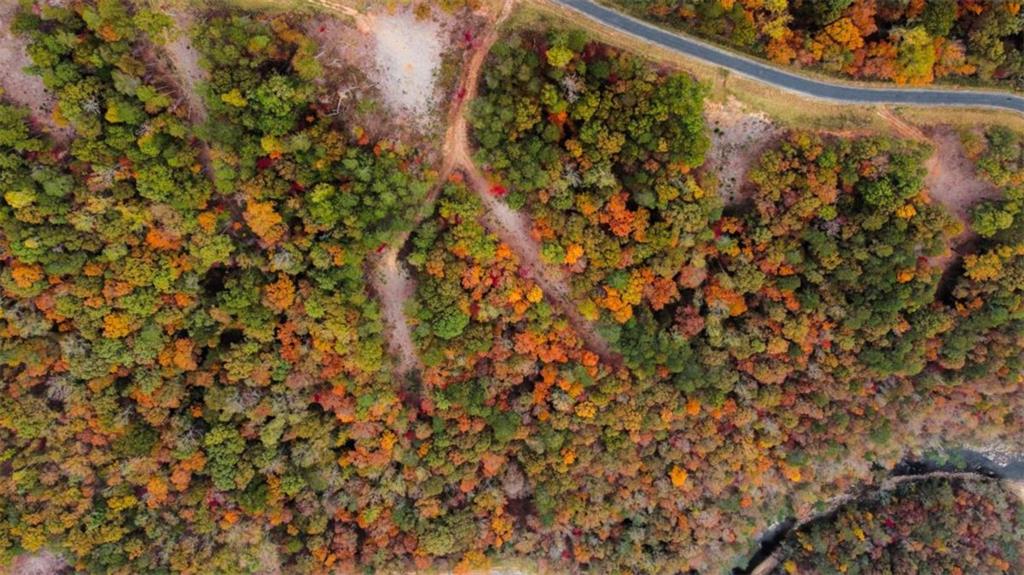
[
  {"xmin": 365, "ymin": 0, "xmax": 495, "ymax": 375},
  {"xmin": 448, "ymin": 0, "xmax": 620, "ymax": 365},
  {"xmin": 0, "ymin": 4, "xmax": 73, "ymax": 143},
  {"xmin": 368, "ymin": 0, "xmax": 617, "ymax": 372},
  {"xmin": 369, "ymin": 248, "xmax": 420, "ymax": 375},
  {"xmin": 462, "ymin": 161, "xmax": 619, "ymax": 364},
  {"xmin": 164, "ymin": 11, "xmax": 209, "ymax": 124},
  {"xmin": 161, "ymin": 11, "xmax": 216, "ymax": 182}
]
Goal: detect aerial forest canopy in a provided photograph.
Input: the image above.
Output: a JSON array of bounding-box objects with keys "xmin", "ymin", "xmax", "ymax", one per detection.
[
  {"xmin": 0, "ymin": 1, "xmax": 1023, "ymax": 574},
  {"xmin": 773, "ymin": 477, "xmax": 1024, "ymax": 574}
]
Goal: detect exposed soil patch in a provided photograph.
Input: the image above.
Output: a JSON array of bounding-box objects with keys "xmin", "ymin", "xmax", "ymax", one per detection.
[
  {"xmin": 5, "ymin": 550, "xmax": 67, "ymax": 575},
  {"xmin": 876, "ymin": 110, "xmax": 1000, "ymax": 229},
  {"xmin": 0, "ymin": 4, "xmax": 73, "ymax": 143},
  {"xmin": 304, "ymin": 14, "xmax": 380, "ymax": 125},
  {"xmin": 307, "ymin": 5, "xmax": 455, "ymax": 135},
  {"xmin": 922, "ymin": 126, "xmax": 1002, "ymax": 270},
  {"xmin": 703, "ymin": 97, "xmax": 781, "ymax": 205}
]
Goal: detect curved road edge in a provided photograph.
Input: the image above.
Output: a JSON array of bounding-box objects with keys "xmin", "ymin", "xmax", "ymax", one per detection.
[{"xmin": 552, "ymin": 0, "xmax": 1024, "ymax": 114}]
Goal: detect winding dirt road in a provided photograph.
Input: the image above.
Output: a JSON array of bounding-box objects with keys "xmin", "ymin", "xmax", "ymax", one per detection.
[
  {"xmin": 367, "ymin": 0, "xmax": 618, "ymax": 374},
  {"xmin": 444, "ymin": 0, "xmax": 619, "ymax": 365}
]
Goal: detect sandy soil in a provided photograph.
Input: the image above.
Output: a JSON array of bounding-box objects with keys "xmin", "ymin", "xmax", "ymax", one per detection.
[
  {"xmin": 307, "ymin": 3, "xmax": 450, "ymax": 129},
  {"xmin": 370, "ymin": 11, "xmax": 445, "ymax": 123},
  {"xmin": 703, "ymin": 97, "xmax": 781, "ymax": 205},
  {"xmin": 0, "ymin": 4, "xmax": 73, "ymax": 143}
]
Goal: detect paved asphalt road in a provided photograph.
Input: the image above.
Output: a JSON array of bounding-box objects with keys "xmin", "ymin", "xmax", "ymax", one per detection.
[{"xmin": 554, "ymin": 0, "xmax": 1024, "ymax": 114}]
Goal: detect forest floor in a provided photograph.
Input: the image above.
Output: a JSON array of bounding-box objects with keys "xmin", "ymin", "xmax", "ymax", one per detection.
[{"xmin": 0, "ymin": 3, "xmax": 73, "ymax": 144}]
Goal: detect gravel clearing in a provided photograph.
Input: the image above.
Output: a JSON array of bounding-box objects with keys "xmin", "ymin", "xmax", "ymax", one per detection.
[{"xmin": 369, "ymin": 11, "xmax": 445, "ymax": 124}]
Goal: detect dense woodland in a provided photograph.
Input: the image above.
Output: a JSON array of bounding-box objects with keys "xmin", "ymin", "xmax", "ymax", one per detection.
[
  {"xmin": 0, "ymin": 0, "xmax": 1023, "ymax": 574},
  {"xmin": 468, "ymin": 28, "xmax": 1024, "ymax": 572},
  {"xmin": 613, "ymin": 0, "xmax": 1024, "ymax": 87},
  {"xmin": 773, "ymin": 477, "xmax": 1024, "ymax": 574}
]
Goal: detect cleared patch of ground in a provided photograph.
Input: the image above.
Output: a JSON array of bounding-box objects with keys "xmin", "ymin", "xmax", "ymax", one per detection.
[
  {"xmin": 875, "ymin": 110, "xmax": 1001, "ymax": 271},
  {"xmin": 307, "ymin": 6, "xmax": 451, "ymax": 132},
  {"xmin": 370, "ymin": 11, "xmax": 445, "ymax": 123},
  {"xmin": 924, "ymin": 125, "xmax": 1002, "ymax": 226},
  {"xmin": 4, "ymin": 551, "xmax": 66, "ymax": 575},
  {"xmin": 703, "ymin": 96, "xmax": 781, "ymax": 205},
  {"xmin": 923, "ymin": 126, "xmax": 1001, "ymax": 269},
  {"xmin": 304, "ymin": 17, "xmax": 370, "ymax": 136},
  {"xmin": 0, "ymin": 3, "xmax": 73, "ymax": 143}
]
